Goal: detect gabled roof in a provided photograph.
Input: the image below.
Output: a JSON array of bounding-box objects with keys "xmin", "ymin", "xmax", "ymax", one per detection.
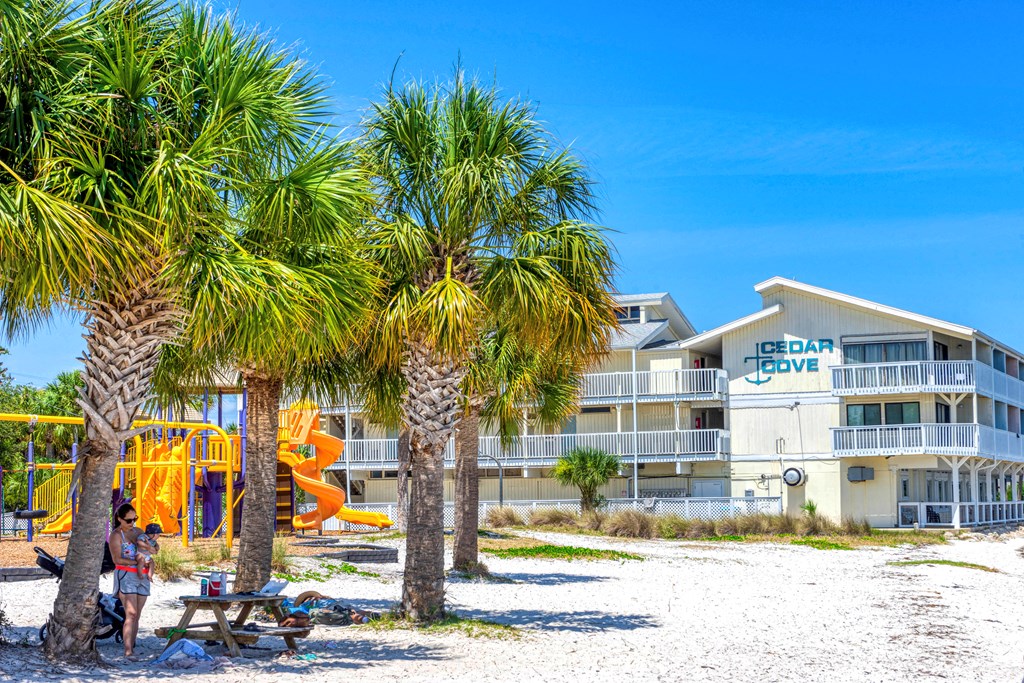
[
  {"xmin": 677, "ymin": 304, "xmax": 784, "ymax": 354},
  {"xmin": 609, "ymin": 320, "xmax": 669, "ymax": 350},
  {"xmin": 612, "ymin": 291, "xmax": 697, "ymax": 339},
  {"xmin": 755, "ymin": 277, "xmax": 1024, "ymax": 359}
]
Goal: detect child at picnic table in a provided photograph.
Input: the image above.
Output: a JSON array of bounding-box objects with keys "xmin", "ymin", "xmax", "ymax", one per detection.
[{"xmin": 135, "ymin": 523, "xmax": 161, "ymax": 580}]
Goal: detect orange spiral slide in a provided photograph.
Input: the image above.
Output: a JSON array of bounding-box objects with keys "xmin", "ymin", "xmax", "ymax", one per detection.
[{"xmin": 277, "ymin": 406, "xmax": 392, "ymax": 530}]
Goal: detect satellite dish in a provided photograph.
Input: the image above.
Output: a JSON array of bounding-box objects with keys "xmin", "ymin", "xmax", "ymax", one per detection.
[{"xmin": 782, "ymin": 467, "xmax": 806, "ymax": 487}]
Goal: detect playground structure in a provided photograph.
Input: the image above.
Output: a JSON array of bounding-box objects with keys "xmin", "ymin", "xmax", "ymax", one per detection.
[{"xmin": 0, "ymin": 399, "xmax": 391, "ymax": 544}]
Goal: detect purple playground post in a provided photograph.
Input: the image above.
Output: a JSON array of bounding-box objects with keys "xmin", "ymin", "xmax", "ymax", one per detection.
[
  {"xmin": 188, "ymin": 439, "xmax": 196, "ymax": 544},
  {"xmin": 240, "ymin": 389, "xmax": 247, "ymax": 479},
  {"xmin": 70, "ymin": 443, "xmax": 78, "ymax": 529},
  {"xmin": 26, "ymin": 436, "xmax": 34, "ymax": 541}
]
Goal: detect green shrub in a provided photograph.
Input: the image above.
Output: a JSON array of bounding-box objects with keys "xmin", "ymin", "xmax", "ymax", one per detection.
[
  {"xmin": 656, "ymin": 514, "xmax": 691, "ymax": 539},
  {"xmin": 153, "ymin": 544, "xmax": 192, "ymax": 580},
  {"xmin": 528, "ymin": 507, "xmax": 578, "ymax": 528},
  {"xmin": 485, "ymin": 506, "xmax": 525, "ymax": 528},
  {"xmin": 600, "ymin": 509, "xmax": 656, "ymax": 538}
]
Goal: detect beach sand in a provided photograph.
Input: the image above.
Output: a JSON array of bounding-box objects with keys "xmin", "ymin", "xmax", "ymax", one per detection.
[{"xmin": 1, "ymin": 531, "xmax": 1021, "ymax": 682}]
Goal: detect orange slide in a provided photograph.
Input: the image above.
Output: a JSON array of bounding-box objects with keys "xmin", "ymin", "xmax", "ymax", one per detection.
[{"xmin": 278, "ymin": 406, "xmax": 393, "ymax": 530}]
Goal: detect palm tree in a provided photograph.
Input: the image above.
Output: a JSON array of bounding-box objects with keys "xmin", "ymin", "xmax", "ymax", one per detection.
[
  {"xmin": 1, "ymin": 1, "xmax": 339, "ymax": 660},
  {"xmin": 453, "ymin": 333, "xmax": 586, "ymax": 570},
  {"xmin": 158, "ymin": 140, "xmax": 377, "ymax": 592},
  {"xmin": 551, "ymin": 447, "xmax": 621, "ymax": 512},
  {"xmin": 359, "ymin": 72, "xmax": 617, "ymax": 620}
]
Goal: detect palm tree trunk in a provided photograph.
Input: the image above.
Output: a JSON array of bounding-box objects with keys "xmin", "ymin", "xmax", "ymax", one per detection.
[
  {"xmin": 234, "ymin": 372, "xmax": 283, "ymax": 592},
  {"xmin": 400, "ymin": 340, "xmax": 466, "ymax": 621},
  {"xmin": 395, "ymin": 427, "xmax": 410, "ymax": 533},
  {"xmin": 453, "ymin": 406, "xmax": 480, "ymax": 571},
  {"xmin": 45, "ymin": 282, "xmax": 179, "ymax": 662}
]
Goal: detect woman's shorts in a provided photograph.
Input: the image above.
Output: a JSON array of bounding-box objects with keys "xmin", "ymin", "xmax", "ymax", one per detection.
[{"xmin": 113, "ymin": 569, "xmax": 150, "ymax": 597}]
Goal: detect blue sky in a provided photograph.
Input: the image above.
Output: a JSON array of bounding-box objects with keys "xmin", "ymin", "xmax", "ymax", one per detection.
[{"xmin": 5, "ymin": 0, "xmax": 1023, "ymax": 385}]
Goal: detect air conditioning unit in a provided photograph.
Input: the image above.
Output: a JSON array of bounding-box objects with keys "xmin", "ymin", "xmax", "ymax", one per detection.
[
  {"xmin": 847, "ymin": 466, "xmax": 875, "ymax": 482},
  {"xmin": 782, "ymin": 467, "xmax": 806, "ymax": 487}
]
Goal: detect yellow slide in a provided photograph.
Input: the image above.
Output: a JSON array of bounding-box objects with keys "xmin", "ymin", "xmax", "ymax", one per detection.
[
  {"xmin": 137, "ymin": 442, "xmax": 183, "ymax": 534},
  {"xmin": 40, "ymin": 508, "xmax": 73, "ymax": 535},
  {"xmin": 278, "ymin": 406, "xmax": 393, "ymax": 530}
]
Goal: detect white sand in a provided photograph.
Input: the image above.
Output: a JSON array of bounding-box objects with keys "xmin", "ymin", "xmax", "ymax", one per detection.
[{"xmin": 1, "ymin": 532, "xmax": 1022, "ymax": 682}]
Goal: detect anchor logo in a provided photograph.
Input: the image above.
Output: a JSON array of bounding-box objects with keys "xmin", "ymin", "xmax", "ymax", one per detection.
[{"xmin": 744, "ymin": 343, "xmax": 773, "ymax": 385}]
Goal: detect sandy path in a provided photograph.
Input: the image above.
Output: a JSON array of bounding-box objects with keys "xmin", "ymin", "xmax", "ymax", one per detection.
[{"xmin": 1, "ymin": 533, "xmax": 1021, "ymax": 682}]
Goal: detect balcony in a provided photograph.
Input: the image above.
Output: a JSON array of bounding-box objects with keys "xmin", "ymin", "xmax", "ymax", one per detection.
[
  {"xmin": 830, "ymin": 361, "xmax": 977, "ymax": 396},
  {"xmin": 581, "ymin": 369, "xmax": 728, "ymax": 404},
  {"xmin": 831, "ymin": 423, "xmax": 1024, "ymax": 461},
  {"xmin": 327, "ymin": 429, "xmax": 730, "ymax": 470},
  {"xmin": 479, "ymin": 429, "xmax": 729, "ymax": 467},
  {"xmin": 830, "ymin": 360, "xmax": 1024, "ymax": 404}
]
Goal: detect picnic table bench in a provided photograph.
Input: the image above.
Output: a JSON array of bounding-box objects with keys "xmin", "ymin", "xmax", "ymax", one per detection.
[{"xmin": 155, "ymin": 594, "xmax": 311, "ymax": 657}]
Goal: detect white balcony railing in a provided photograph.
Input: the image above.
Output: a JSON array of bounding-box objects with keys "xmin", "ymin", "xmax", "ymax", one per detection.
[
  {"xmin": 328, "ymin": 429, "xmax": 729, "ymax": 469},
  {"xmin": 831, "ymin": 360, "xmax": 1024, "ymax": 406},
  {"xmin": 831, "ymin": 423, "xmax": 1024, "ymax": 461},
  {"xmin": 479, "ymin": 429, "xmax": 729, "ymax": 465},
  {"xmin": 830, "ymin": 360, "xmax": 976, "ymax": 395},
  {"xmin": 582, "ymin": 369, "xmax": 728, "ymax": 402},
  {"xmin": 342, "ymin": 439, "xmax": 454, "ymax": 464}
]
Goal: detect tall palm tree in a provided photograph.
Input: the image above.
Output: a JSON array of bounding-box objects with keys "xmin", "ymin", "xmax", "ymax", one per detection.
[
  {"xmin": 0, "ymin": 1, "xmax": 338, "ymax": 660},
  {"xmin": 453, "ymin": 333, "xmax": 587, "ymax": 571},
  {"xmin": 359, "ymin": 72, "xmax": 617, "ymax": 620},
  {"xmin": 158, "ymin": 140, "xmax": 377, "ymax": 592}
]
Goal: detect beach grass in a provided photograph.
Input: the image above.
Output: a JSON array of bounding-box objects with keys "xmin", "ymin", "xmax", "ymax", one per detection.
[
  {"xmin": 365, "ymin": 613, "xmax": 519, "ymax": 639},
  {"xmin": 482, "ymin": 542, "xmax": 642, "ymax": 562},
  {"xmin": 152, "ymin": 544, "xmax": 192, "ymax": 580},
  {"xmin": 888, "ymin": 559, "xmax": 998, "ymax": 572}
]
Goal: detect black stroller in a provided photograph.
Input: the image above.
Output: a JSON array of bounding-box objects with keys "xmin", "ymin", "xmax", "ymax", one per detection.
[{"xmin": 34, "ymin": 546, "xmax": 126, "ymax": 643}]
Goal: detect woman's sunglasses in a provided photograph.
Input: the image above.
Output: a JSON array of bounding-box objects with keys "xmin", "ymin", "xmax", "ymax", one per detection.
[{"xmin": 123, "ymin": 517, "xmax": 137, "ymax": 524}]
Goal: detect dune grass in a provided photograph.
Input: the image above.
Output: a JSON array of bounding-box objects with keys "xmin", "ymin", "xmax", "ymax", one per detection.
[
  {"xmin": 484, "ymin": 509, "xmax": 945, "ymax": 549},
  {"xmin": 273, "ymin": 561, "xmax": 380, "ymax": 582},
  {"xmin": 791, "ymin": 538, "xmax": 853, "ymax": 551},
  {"xmin": 365, "ymin": 613, "xmax": 519, "ymax": 639},
  {"xmin": 888, "ymin": 559, "xmax": 999, "ymax": 573},
  {"xmin": 482, "ymin": 542, "xmax": 642, "ymax": 562},
  {"xmin": 152, "ymin": 544, "xmax": 192, "ymax": 580}
]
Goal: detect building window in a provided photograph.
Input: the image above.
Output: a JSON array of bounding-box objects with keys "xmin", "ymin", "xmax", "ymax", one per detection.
[
  {"xmin": 847, "ymin": 403, "xmax": 881, "ymax": 426},
  {"xmin": 615, "ymin": 306, "xmax": 641, "ymax": 323},
  {"xmin": 843, "ymin": 341, "xmax": 927, "ymax": 364},
  {"xmin": 885, "ymin": 402, "xmax": 921, "ymax": 425},
  {"xmin": 901, "ymin": 477, "xmax": 910, "ymax": 499},
  {"xmin": 847, "ymin": 402, "xmax": 920, "ymax": 426},
  {"xmin": 936, "ymin": 402, "xmax": 951, "ymax": 424}
]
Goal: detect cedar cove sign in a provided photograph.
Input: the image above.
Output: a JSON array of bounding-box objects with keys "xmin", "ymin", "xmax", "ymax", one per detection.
[{"xmin": 744, "ymin": 338, "xmax": 834, "ymax": 386}]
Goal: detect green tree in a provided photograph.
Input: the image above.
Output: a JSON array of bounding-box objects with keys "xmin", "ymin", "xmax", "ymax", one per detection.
[
  {"xmin": 358, "ymin": 72, "xmax": 617, "ymax": 620},
  {"xmin": 551, "ymin": 447, "xmax": 621, "ymax": 513},
  {"xmin": 0, "ymin": 0, "xmax": 340, "ymax": 660},
  {"xmin": 157, "ymin": 140, "xmax": 376, "ymax": 592},
  {"xmin": 453, "ymin": 333, "xmax": 585, "ymax": 570}
]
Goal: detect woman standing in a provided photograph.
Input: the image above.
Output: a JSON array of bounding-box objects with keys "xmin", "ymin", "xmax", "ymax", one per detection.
[{"xmin": 108, "ymin": 503, "xmax": 149, "ymax": 659}]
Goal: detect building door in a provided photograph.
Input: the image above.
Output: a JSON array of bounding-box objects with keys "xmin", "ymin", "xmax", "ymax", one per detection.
[
  {"xmin": 933, "ymin": 342, "xmax": 949, "ymax": 361},
  {"xmin": 693, "ymin": 479, "xmax": 725, "ymax": 497}
]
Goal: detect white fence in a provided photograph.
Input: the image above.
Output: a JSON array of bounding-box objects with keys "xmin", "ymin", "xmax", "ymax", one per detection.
[{"xmin": 299, "ymin": 496, "xmax": 782, "ymax": 533}]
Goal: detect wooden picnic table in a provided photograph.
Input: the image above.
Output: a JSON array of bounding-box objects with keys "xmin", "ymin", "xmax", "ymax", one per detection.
[{"xmin": 155, "ymin": 594, "xmax": 311, "ymax": 657}]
